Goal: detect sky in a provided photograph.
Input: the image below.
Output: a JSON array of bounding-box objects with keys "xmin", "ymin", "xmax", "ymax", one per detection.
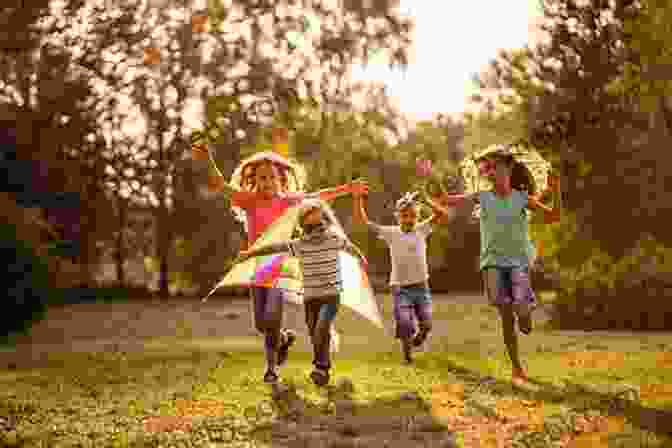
[
  {"xmin": 114, "ymin": 0, "xmax": 545, "ymax": 141},
  {"xmin": 351, "ymin": 0, "xmax": 544, "ymax": 122}
]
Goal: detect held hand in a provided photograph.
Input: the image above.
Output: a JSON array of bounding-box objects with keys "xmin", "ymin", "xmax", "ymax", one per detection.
[
  {"xmin": 191, "ymin": 143, "xmax": 210, "ymax": 161},
  {"xmin": 349, "ymin": 180, "xmax": 369, "ymax": 196},
  {"xmin": 207, "ymin": 175, "xmax": 227, "ymax": 192},
  {"xmin": 235, "ymin": 249, "xmax": 252, "ymax": 264},
  {"xmin": 547, "ymin": 174, "xmax": 560, "ymax": 191},
  {"xmin": 544, "ymin": 209, "xmax": 561, "ymax": 224}
]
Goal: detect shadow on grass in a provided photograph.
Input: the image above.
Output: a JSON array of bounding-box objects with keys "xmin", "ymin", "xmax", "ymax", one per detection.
[
  {"xmin": 412, "ymin": 355, "xmax": 672, "ymax": 438},
  {"xmin": 246, "ymin": 379, "xmax": 457, "ymax": 448}
]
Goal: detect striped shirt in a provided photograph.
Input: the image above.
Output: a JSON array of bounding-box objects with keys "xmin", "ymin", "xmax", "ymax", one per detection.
[{"xmin": 288, "ymin": 229, "xmax": 347, "ymax": 300}]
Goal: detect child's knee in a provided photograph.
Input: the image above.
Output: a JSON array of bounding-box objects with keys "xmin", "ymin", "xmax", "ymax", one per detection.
[
  {"xmin": 395, "ymin": 315, "xmax": 415, "ymax": 339},
  {"xmin": 256, "ymin": 316, "xmax": 281, "ymax": 334},
  {"xmin": 419, "ymin": 319, "xmax": 432, "ymax": 333}
]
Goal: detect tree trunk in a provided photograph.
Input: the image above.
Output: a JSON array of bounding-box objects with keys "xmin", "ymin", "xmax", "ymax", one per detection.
[
  {"xmin": 78, "ymin": 179, "xmax": 98, "ymax": 288},
  {"xmin": 659, "ymin": 96, "xmax": 672, "ymax": 136},
  {"xmin": 115, "ymin": 196, "xmax": 126, "ymax": 286},
  {"xmin": 156, "ymin": 177, "xmax": 171, "ymax": 296}
]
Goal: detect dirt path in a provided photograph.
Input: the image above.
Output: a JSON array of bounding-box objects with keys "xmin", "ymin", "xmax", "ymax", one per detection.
[
  {"xmin": 0, "ymin": 294, "xmax": 484, "ymax": 362},
  {"xmin": 3, "ymin": 293, "xmax": 667, "ymax": 369}
]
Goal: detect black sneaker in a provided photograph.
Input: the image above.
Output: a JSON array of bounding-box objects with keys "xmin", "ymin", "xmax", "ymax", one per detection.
[
  {"xmin": 310, "ymin": 368, "xmax": 330, "ymax": 387},
  {"xmin": 518, "ymin": 313, "xmax": 532, "ymax": 335},
  {"xmin": 264, "ymin": 370, "xmax": 279, "ymax": 384},
  {"xmin": 277, "ymin": 329, "xmax": 296, "ymax": 366},
  {"xmin": 412, "ymin": 329, "xmax": 429, "ymax": 347}
]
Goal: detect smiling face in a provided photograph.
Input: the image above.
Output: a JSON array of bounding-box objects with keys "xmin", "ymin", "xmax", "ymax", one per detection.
[
  {"xmin": 396, "ymin": 205, "xmax": 418, "ymax": 232},
  {"xmin": 254, "ymin": 161, "xmax": 282, "ymax": 196},
  {"xmin": 492, "ymin": 157, "xmax": 513, "ymax": 184}
]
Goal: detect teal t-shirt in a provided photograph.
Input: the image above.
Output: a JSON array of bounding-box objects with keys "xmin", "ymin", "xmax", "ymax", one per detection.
[{"xmin": 478, "ymin": 190, "xmax": 531, "ymax": 270}]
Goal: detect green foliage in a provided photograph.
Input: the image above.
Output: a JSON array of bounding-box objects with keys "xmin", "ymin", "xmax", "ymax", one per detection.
[
  {"xmin": 549, "ymin": 234, "xmax": 672, "ymax": 330},
  {"xmin": 617, "ymin": 0, "xmax": 672, "ymax": 100}
]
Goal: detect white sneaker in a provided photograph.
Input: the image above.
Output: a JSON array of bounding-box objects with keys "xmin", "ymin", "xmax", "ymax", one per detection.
[{"xmin": 329, "ymin": 327, "xmax": 340, "ymax": 354}]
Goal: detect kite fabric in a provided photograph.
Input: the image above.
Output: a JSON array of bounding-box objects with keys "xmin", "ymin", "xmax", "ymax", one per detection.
[
  {"xmin": 204, "ymin": 199, "xmax": 385, "ymax": 330},
  {"xmin": 203, "ymin": 203, "xmax": 303, "ymax": 298}
]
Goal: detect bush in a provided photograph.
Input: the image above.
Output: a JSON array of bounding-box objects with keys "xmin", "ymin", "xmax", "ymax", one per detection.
[
  {"xmin": 1, "ymin": 223, "xmax": 51, "ymax": 341},
  {"xmin": 548, "ymin": 234, "xmax": 672, "ymax": 330}
]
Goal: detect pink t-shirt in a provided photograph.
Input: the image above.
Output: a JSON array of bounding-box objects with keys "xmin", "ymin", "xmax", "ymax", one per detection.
[{"xmin": 231, "ymin": 191, "xmax": 305, "ymax": 246}]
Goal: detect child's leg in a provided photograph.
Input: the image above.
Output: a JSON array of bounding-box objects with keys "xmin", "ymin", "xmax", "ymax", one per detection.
[
  {"xmin": 496, "ymin": 303, "xmax": 524, "ymax": 372},
  {"xmin": 412, "ymin": 288, "xmax": 433, "ymax": 347},
  {"xmin": 312, "ymin": 300, "xmax": 339, "ymax": 370},
  {"xmin": 483, "ymin": 269, "xmax": 525, "ymax": 376},
  {"xmin": 305, "ymin": 298, "xmax": 339, "ymax": 386},
  {"xmin": 252, "ymin": 287, "xmax": 284, "ymax": 376},
  {"xmin": 392, "ymin": 287, "xmax": 416, "ymax": 362},
  {"xmin": 511, "ymin": 268, "xmax": 537, "ymax": 335},
  {"xmin": 304, "ymin": 300, "xmax": 320, "ymax": 367}
]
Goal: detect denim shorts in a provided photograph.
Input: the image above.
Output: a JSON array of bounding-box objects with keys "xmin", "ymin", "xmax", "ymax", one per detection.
[{"xmin": 481, "ymin": 267, "xmax": 537, "ymax": 310}]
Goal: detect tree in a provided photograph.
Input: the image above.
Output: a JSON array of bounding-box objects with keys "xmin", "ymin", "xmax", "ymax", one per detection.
[{"xmin": 469, "ymin": 0, "xmax": 672, "ymax": 329}]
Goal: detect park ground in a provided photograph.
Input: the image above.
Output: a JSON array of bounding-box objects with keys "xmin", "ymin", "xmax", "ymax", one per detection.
[{"xmin": 1, "ymin": 292, "xmax": 672, "ymax": 447}]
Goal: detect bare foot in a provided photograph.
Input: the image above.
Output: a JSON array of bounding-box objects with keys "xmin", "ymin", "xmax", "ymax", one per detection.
[{"xmin": 512, "ymin": 367, "xmax": 528, "ymax": 385}]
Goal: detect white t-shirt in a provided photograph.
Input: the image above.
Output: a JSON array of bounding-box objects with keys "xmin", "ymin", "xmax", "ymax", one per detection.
[{"xmin": 368, "ymin": 221, "xmax": 433, "ymax": 286}]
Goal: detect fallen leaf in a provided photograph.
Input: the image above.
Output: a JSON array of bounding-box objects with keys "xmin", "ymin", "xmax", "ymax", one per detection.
[
  {"xmin": 143, "ymin": 415, "xmax": 193, "ymax": 433},
  {"xmin": 495, "ymin": 398, "xmax": 545, "ymax": 431},
  {"xmin": 567, "ymin": 414, "xmax": 626, "ymax": 447},
  {"xmin": 174, "ymin": 399, "xmax": 230, "ymax": 418},
  {"xmin": 560, "ymin": 351, "xmax": 627, "ymax": 369},
  {"xmin": 191, "ymin": 15, "xmax": 208, "ymax": 33},
  {"xmin": 655, "ymin": 352, "xmax": 672, "ymax": 369},
  {"xmin": 143, "ymin": 47, "xmax": 161, "ymax": 65},
  {"xmin": 640, "ymin": 383, "xmax": 672, "ymax": 404}
]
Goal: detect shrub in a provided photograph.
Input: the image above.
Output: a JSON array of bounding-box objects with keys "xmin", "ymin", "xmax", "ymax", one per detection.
[
  {"xmin": 548, "ymin": 234, "xmax": 672, "ymax": 330},
  {"xmin": 1, "ymin": 223, "xmax": 51, "ymax": 341}
]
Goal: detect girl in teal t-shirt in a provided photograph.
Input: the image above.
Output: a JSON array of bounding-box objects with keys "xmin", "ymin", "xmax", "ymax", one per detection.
[{"xmin": 442, "ymin": 151, "xmax": 560, "ymax": 384}]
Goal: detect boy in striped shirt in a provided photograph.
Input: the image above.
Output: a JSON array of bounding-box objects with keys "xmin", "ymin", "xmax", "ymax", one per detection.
[{"xmin": 237, "ymin": 199, "xmax": 366, "ymax": 386}]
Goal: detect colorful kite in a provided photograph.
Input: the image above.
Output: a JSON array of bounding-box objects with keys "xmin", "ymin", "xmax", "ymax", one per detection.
[{"xmin": 203, "ymin": 200, "xmax": 385, "ymax": 330}]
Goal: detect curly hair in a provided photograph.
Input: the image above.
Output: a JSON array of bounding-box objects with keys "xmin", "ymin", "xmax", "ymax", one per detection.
[
  {"xmin": 479, "ymin": 151, "xmax": 537, "ymax": 196},
  {"xmin": 229, "ymin": 151, "xmax": 308, "ymax": 227},
  {"xmin": 229, "ymin": 151, "xmax": 306, "ymax": 193}
]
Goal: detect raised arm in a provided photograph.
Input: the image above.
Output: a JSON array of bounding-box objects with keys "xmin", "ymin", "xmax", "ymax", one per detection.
[
  {"xmin": 527, "ymin": 195, "xmax": 560, "ymax": 223},
  {"xmin": 440, "ymin": 192, "xmax": 478, "ymax": 207},
  {"xmin": 237, "ymin": 241, "xmax": 291, "ymax": 263},
  {"xmin": 307, "ymin": 180, "xmax": 369, "ymax": 202},
  {"xmin": 422, "ymin": 195, "xmax": 451, "ymax": 225},
  {"xmin": 352, "ymin": 192, "xmax": 370, "ymax": 226},
  {"xmin": 193, "ymin": 143, "xmax": 240, "ymax": 198}
]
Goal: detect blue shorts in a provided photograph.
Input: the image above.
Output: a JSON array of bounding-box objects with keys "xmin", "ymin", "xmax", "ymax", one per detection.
[
  {"xmin": 392, "ymin": 284, "xmax": 432, "ymax": 339},
  {"xmin": 482, "ymin": 267, "xmax": 537, "ymax": 310}
]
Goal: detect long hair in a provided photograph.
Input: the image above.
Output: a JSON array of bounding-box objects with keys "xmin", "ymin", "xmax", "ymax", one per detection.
[
  {"xmin": 485, "ymin": 152, "xmax": 537, "ymax": 196},
  {"xmin": 229, "ymin": 151, "xmax": 307, "ymax": 229},
  {"xmin": 510, "ymin": 160, "xmax": 537, "ymax": 196}
]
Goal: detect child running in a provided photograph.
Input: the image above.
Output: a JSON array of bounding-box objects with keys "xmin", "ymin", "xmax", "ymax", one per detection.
[
  {"xmin": 442, "ymin": 149, "xmax": 560, "ymax": 384},
  {"xmin": 352, "ymin": 190, "xmax": 449, "ymax": 364},
  {"xmin": 197, "ymin": 147, "xmax": 368, "ymax": 383},
  {"xmin": 236, "ymin": 199, "xmax": 367, "ymax": 386}
]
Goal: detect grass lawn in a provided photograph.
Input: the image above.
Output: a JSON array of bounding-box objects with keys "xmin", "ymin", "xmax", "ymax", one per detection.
[{"xmin": 1, "ymin": 293, "xmax": 671, "ymax": 447}]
